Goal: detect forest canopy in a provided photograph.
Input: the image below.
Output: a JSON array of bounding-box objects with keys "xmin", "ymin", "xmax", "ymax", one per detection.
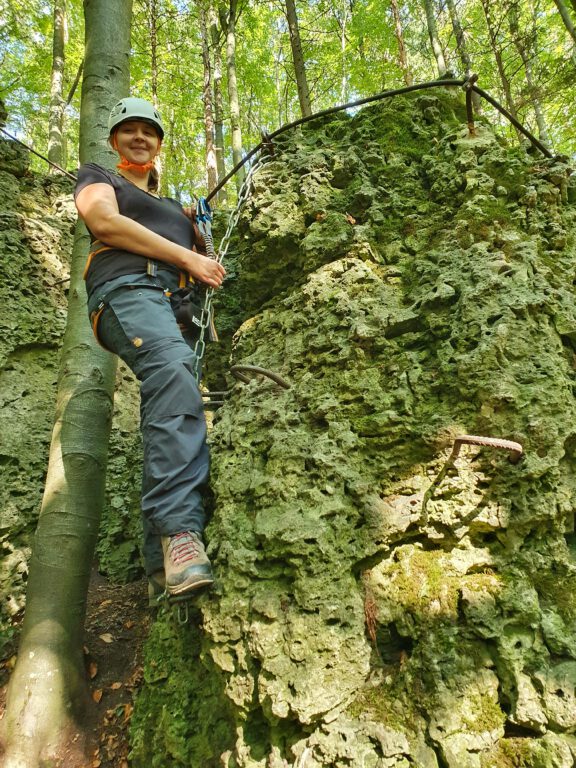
[{"xmin": 1, "ymin": 0, "xmax": 576, "ymax": 202}]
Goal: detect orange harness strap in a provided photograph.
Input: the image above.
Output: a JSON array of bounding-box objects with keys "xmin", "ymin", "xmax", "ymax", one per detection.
[
  {"xmin": 89, "ymin": 302, "xmax": 111, "ymax": 351},
  {"xmin": 83, "ymin": 240, "xmax": 113, "ymax": 280}
]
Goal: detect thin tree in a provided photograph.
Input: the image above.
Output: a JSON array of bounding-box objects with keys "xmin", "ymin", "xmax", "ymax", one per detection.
[
  {"xmin": 284, "ymin": 0, "xmax": 312, "ymax": 116},
  {"xmin": 507, "ymin": 0, "xmax": 551, "ymax": 147},
  {"xmin": 445, "ymin": 0, "xmax": 470, "ymax": 75},
  {"xmin": 147, "ymin": 0, "xmax": 159, "ymax": 104},
  {"xmin": 390, "ymin": 0, "xmax": 413, "ymax": 86},
  {"xmin": 66, "ymin": 59, "xmax": 84, "ymax": 108},
  {"xmin": 200, "ymin": 0, "xmax": 218, "ymax": 193},
  {"xmin": 209, "ymin": 2, "xmax": 227, "ymax": 200},
  {"xmin": 445, "ymin": 0, "xmax": 481, "ymax": 109},
  {"xmin": 422, "ymin": 0, "xmax": 447, "ymax": 76},
  {"xmin": 553, "ymin": 0, "xmax": 576, "ymax": 64},
  {"xmin": 480, "ymin": 0, "xmax": 520, "ymax": 124},
  {"xmin": 48, "ymin": 0, "xmax": 67, "ymax": 169},
  {"xmin": 0, "ymin": 0, "xmax": 132, "ymax": 764},
  {"xmin": 220, "ymin": 0, "xmax": 245, "ymax": 191}
]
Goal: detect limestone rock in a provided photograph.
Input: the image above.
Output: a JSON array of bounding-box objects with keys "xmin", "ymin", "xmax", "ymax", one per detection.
[{"xmin": 131, "ymin": 89, "xmax": 576, "ymax": 767}]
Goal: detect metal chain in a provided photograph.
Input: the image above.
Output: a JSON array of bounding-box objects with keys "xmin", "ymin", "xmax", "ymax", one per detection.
[{"xmin": 192, "ymin": 151, "xmax": 272, "ymax": 379}]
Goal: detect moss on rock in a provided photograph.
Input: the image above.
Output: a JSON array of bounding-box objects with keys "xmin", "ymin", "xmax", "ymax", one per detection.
[{"xmin": 132, "ymin": 89, "xmax": 576, "ymax": 766}]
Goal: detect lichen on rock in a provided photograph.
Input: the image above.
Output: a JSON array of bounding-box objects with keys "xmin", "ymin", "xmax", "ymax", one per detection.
[{"xmin": 131, "ymin": 89, "xmax": 576, "ymax": 766}]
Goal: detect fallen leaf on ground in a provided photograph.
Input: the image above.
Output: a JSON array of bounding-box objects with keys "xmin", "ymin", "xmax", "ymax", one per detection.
[
  {"xmin": 99, "ymin": 633, "xmax": 114, "ymax": 643},
  {"xmin": 123, "ymin": 703, "xmax": 134, "ymax": 722},
  {"xmin": 110, "ymin": 681, "xmax": 122, "ymax": 690},
  {"xmin": 92, "ymin": 689, "xmax": 103, "ymax": 703},
  {"xmin": 88, "ymin": 661, "xmax": 98, "ymax": 679}
]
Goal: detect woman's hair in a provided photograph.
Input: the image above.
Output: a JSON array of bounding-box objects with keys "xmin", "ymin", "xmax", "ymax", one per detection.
[{"xmin": 148, "ymin": 164, "xmax": 160, "ymax": 192}]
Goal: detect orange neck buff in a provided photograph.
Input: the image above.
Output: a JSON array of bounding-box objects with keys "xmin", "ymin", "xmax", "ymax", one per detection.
[{"xmin": 111, "ymin": 131, "xmax": 162, "ymax": 176}]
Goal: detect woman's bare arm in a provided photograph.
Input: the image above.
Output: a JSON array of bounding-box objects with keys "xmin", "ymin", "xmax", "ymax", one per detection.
[{"xmin": 75, "ymin": 183, "xmax": 225, "ymax": 288}]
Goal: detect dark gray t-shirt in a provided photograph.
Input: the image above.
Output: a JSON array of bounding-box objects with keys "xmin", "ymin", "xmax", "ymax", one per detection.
[{"xmin": 75, "ymin": 163, "xmax": 196, "ymax": 295}]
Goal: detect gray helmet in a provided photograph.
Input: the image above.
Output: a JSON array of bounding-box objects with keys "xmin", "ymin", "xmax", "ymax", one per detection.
[{"xmin": 108, "ymin": 97, "xmax": 164, "ymax": 139}]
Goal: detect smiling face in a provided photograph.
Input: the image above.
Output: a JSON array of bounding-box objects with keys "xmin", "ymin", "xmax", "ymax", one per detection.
[{"xmin": 114, "ymin": 120, "xmax": 161, "ymax": 165}]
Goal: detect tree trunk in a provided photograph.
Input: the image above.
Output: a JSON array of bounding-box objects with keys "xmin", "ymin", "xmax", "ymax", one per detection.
[
  {"xmin": 390, "ymin": 0, "xmax": 412, "ymax": 86},
  {"xmin": 508, "ymin": 0, "xmax": 551, "ymax": 148},
  {"xmin": 445, "ymin": 0, "xmax": 470, "ymax": 75},
  {"xmin": 221, "ymin": 0, "xmax": 245, "ymax": 191},
  {"xmin": 422, "ymin": 0, "xmax": 446, "ymax": 76},
  {"xmin": 339, "ymin": 0, "xmax": 349, "ymax": 103},
  {"xmin": 48, "ymin": 0, "xmax": 67, "ymax": 169},
  {"xmin": 209, "ymin": 2, "xmax": 227, "ymax": 201},
  {"xmin": 200, "ymin": 0, "xmax": 218, "ymax": 194},
  {"xmin": 553, "ymin": 0, "xmax": 576, "ymax": 61},
  {"xmin": 480, "ymin": 0, "xmax": 520, "ymax": 125},
  {"xmin": 66, "ymin": 59, "xmax": 84, "ymax": 107},
  {"xmin": 445, "ymin": 0, "xmax": 481, "ymax": 110},
  {"xmin": 0, "ymin": 0, "xmax": 131, "ymax": 764},
  {"xmin": 148, "ymin": 0, "xmax": 159, "ymax": 104},
  {"xmin": 284, "ymin": 0, "xmax": 312, "ymax": 116}
]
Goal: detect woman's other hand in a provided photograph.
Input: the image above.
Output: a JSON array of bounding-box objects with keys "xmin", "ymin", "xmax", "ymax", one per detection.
[{"xmin": 184, "ymin": 251, "xmax": 226, "ymax": 288}]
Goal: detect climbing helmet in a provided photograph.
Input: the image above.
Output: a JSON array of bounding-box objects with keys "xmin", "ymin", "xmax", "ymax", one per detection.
[{"xmin": 108, "ymin": 97, "xmax": 164, "ymax": 139}]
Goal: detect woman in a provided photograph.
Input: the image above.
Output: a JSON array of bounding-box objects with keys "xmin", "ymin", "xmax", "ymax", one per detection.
[{"xmin": 75, "ymin": 97, "xmax": 225, "ymax": 602}]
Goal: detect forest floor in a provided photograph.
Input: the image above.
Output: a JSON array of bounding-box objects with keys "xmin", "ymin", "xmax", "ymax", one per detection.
[{"xmin": 0, "ymin": 570, "xmax": 151, "ymax": 767}]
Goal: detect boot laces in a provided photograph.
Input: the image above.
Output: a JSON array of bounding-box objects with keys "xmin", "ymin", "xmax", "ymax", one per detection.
[{"xmin": 169, "ymin": 532, "xmax": 201, "ymax": 564}]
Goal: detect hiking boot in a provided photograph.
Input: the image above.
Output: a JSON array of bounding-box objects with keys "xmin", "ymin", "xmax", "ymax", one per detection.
[
  {"xmin": 161, "ymin": 531, "xmax": 214, "ymax": 596},
  {"xmin": 147, "ymin": 569, "xmax": 166, "ymax": 608}
]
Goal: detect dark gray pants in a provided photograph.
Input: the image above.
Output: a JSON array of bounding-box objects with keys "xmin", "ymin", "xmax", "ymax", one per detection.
[{"xmin": 90, "ymin": 275, "xmax": 209, "ymax": 576}]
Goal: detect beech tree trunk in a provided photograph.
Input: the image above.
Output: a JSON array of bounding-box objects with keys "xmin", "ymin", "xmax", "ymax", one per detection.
[
  {"xmin": 48, "ymin": 0, "xmax": 67, "ymax": 169},
  {"xmin": 0, "ymin": 0, "xmax": 131, "ymax": 764},
  {"xmin": 422, "ymin": 0, "xmax": 447, "ymax": 76},
  {"xmin": 284, "ymin": 0, "xmax": 312, "ymax": 116}
]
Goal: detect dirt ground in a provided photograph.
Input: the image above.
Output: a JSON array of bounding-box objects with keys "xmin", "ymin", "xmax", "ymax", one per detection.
[{"xmin": 0, "ymin": 571, "xmax": 151, "ymax": 767}]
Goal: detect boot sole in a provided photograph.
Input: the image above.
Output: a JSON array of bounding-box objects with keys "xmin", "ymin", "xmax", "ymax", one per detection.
[{"xmin": 167, "ymin": 576, "xmax": 214, "ymax": 597}]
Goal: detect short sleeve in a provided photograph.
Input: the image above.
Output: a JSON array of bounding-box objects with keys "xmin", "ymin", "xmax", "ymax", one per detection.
[{"xmin": 74, "ymin": 163, "xmax": 115, "ymax": 199}]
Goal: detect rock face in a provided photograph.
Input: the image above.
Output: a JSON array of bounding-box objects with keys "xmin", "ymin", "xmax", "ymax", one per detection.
[
  {"xmin": 0, "ymin": 138, "xmax": 142, "ymax": 649},
  {"xmin": 131, "ymin": 88, "xmax": 576, "ymax": 767},
  {"xmin": 0, "ymin": 138, "xmax": 73, "ymax": 641}
]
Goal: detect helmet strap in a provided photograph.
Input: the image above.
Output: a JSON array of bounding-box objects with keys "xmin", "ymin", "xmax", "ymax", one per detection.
[{"xmin": 111, "ymin": 130, "xmax": 162, "ymax": 176}]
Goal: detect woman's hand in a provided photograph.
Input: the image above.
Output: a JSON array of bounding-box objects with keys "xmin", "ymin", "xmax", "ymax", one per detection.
[
  {"xmin": 183, "ymin": 251, "xmax": 226, "ymax": 288},
  {"xmin": 182, "ymin": 206, "xmax": 196, "ymax": 221}
]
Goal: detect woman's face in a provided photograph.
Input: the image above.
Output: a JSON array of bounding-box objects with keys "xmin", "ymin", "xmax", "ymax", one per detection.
[{"xmin": 115, "ymin": 120, "xmax": 160, "ymax": 164}]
